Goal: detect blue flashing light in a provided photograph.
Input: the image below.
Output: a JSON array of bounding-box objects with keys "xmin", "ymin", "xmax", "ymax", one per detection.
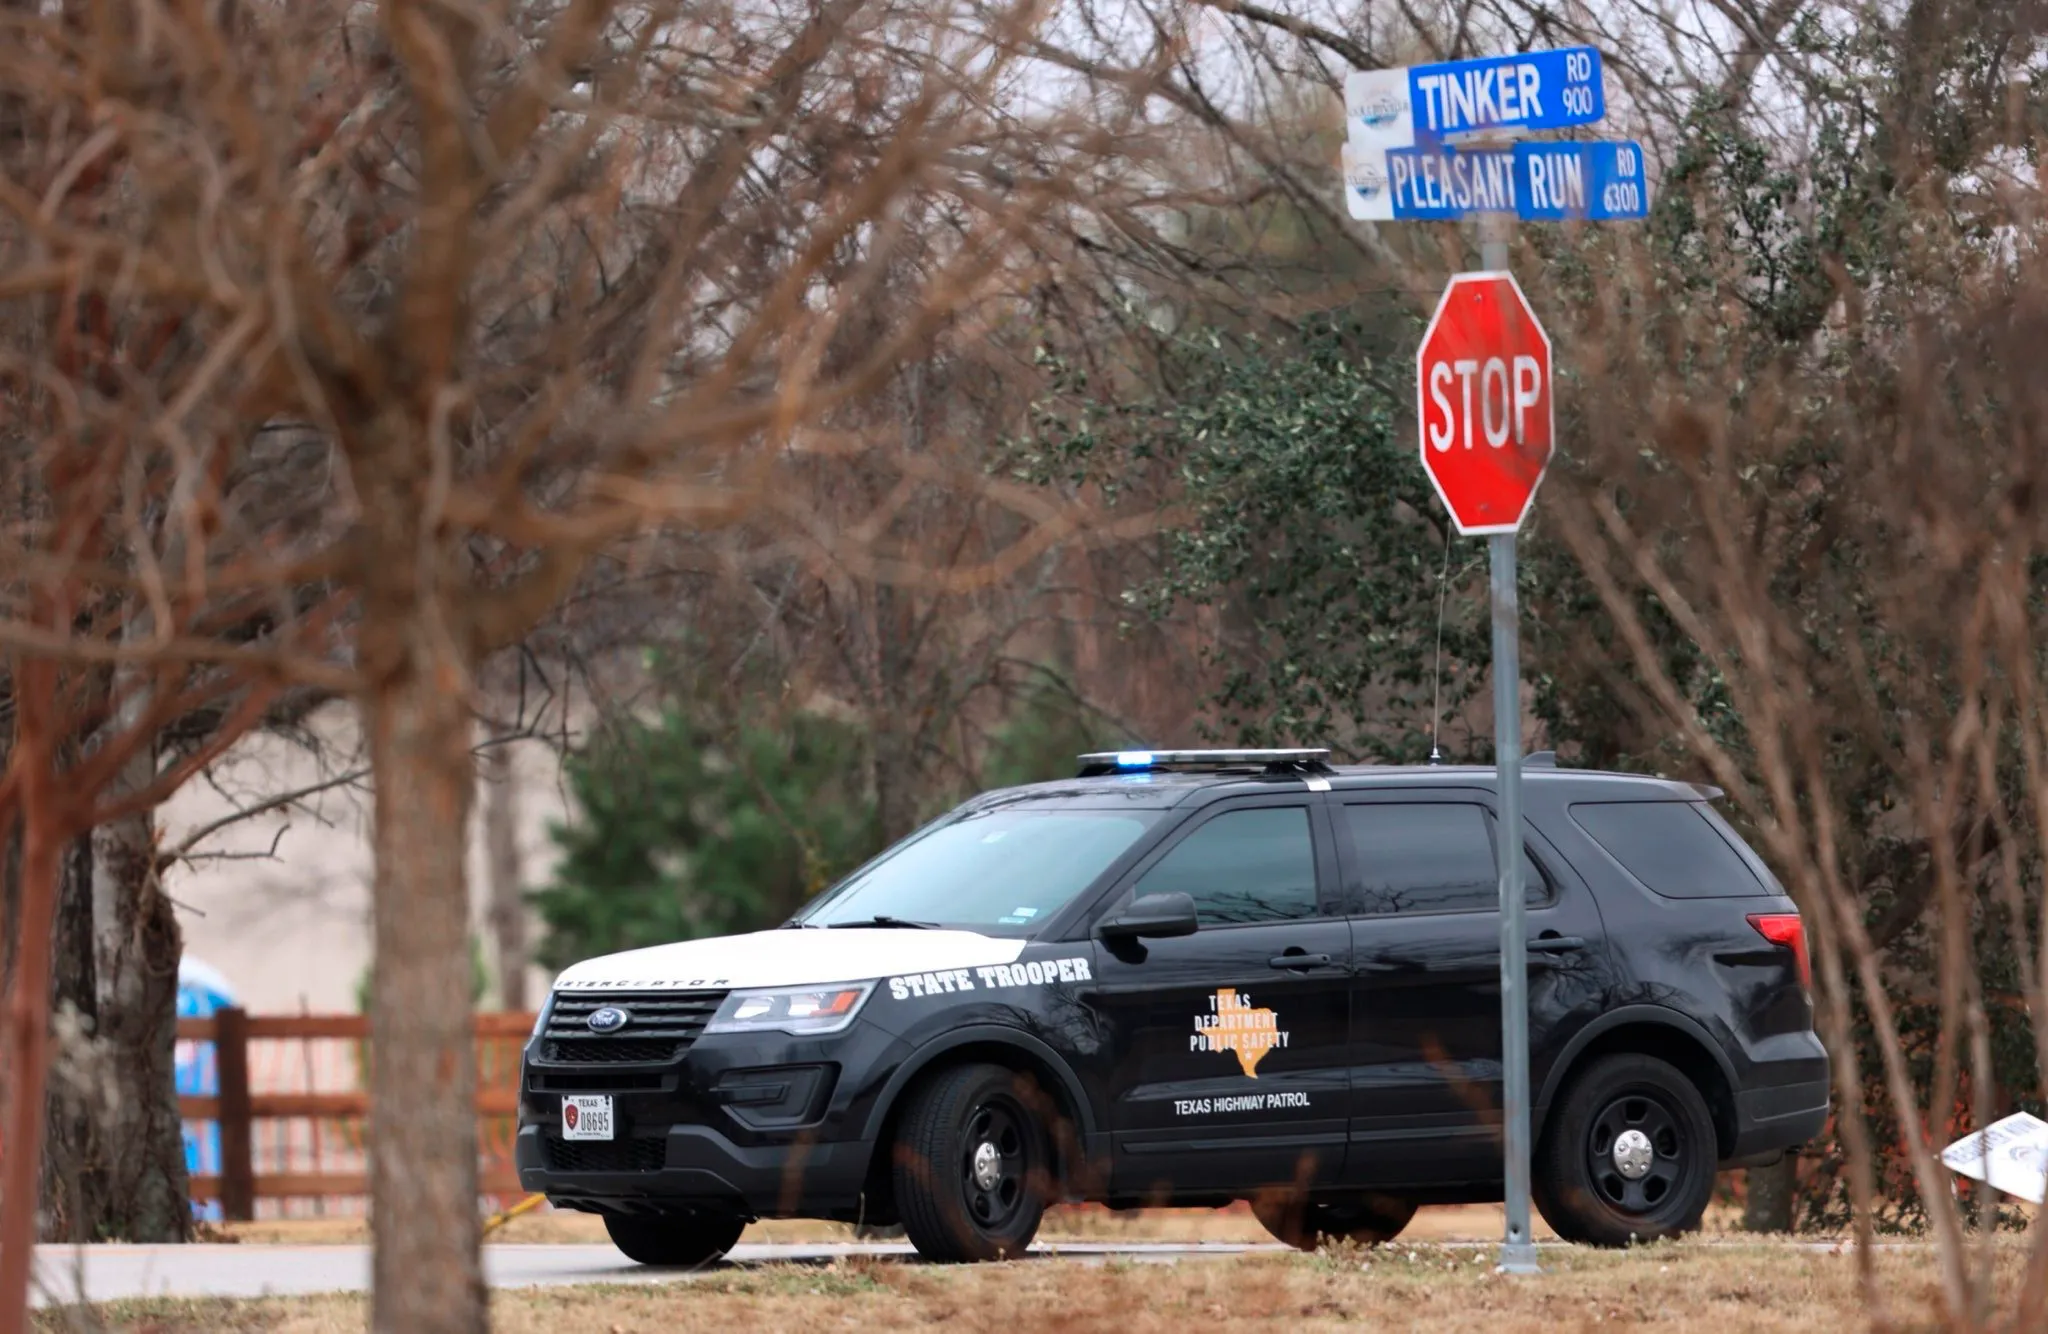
[{"xmin": 1115, "ymin": 751, "xmax": 1155, "ymax": 769}]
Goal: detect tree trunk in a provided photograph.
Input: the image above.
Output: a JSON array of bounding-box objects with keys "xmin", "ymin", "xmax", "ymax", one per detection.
[
  {"xmin": 38, "ymin": 830, "xmax": 106, "ymax": 1238},
  {"xmin": 483, "ymin": 743, "xmax": 527, "ymax": 1011},
  {"xmin": 0, "ymin": 673, "xmax": 68, "ymax": 1334},
  {"xmin": 33, "ymin": 580, "xmax": 195, "ymax": 1242},
  {"xmin": 362, "ymin": 625, "xmax": 485, "ymax": 1334},
  {"xmin": 1742, "ymin": 1157, "xmax": 1798, "ymax": 1233},
  {"xmin": 36, "ymin": 735, "xmax": 191, "ymax": 1243}
]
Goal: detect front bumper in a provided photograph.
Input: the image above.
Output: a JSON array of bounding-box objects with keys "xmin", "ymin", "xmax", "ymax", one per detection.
[
  {"xmin": 517, "ymin": 1008, "xmax": 914, "ymax": 1220},
  {"xmin": 515, "ymin": 1122, "xmax": 875, "ymax": 1218}
]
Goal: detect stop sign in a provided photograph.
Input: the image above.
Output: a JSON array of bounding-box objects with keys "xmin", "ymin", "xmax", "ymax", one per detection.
[{"xmin": 1415, "ymin": 272, "xmax": 1554, "ymax": 534}]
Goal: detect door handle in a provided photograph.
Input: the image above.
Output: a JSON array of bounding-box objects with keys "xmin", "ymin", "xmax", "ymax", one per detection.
[
  {"xmin": 1527, "ymin": 936, "xmax": 1586, "ymax": 954},
  {"xmin": 1268, "ymin": 952, "xmax": 1334, "ymax": 971}
]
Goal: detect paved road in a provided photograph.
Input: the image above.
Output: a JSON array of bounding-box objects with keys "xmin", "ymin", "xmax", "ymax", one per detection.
[
  {"xmin": 31, "ymin": 1241, "xmax": 1287, "ymax": 1306},
  {"xmin": 33, "ymin": 1234, "xmax": 1901, "ymax": 1307}
]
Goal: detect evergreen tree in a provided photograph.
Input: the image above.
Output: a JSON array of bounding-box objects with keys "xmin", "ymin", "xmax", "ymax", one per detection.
[{"xmin": 534, "ymin": 669, "xmax": 881, "ymax": 969}]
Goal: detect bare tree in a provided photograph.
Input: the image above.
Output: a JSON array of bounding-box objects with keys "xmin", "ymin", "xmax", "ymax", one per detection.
[{"xmin": 1, "ymin": 1, "xmax": 1175, "ymax": 1330}]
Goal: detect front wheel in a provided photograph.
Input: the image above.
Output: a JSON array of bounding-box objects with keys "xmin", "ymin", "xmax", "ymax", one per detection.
[
  {"xmin": 892, "ymin": 1062, "xmax": 1050, "ymax": 1262},
  {"xmin": 603, "ymin": 1211, "xmax": 746, "ymax": 1267},
  {"xmin": 1253, "ymin": 1192, "xmax": 1417, "ymax": 1250},
  {"xmin": 1533, "ymin": 1052, "xmax": 1717, "ymax": 1247}
]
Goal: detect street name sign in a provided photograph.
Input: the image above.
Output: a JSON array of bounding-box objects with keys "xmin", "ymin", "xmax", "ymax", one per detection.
[
  {"xmin": 1343, "ymin": 140, "xmax": 1648, "ymax": 225},
  {"xmin": 1411, "ymin": 47, "xmax": 1605, "ymax": 137},
  {"xmin": 1342, "ymin": 49, "xmax": 1633, "ymax": 224},
  {"xmin": 1415, "ymin": 272, "xmax": 1554, "ymax": 535},
  {"xmin": 1344, "ymin": 47, "xmax": 1605, "ymax": 149}
]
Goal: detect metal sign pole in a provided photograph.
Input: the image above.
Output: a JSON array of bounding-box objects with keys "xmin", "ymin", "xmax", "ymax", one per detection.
[{"xmin": 1480, "ymin": 212, "xmax": 1540, "ymax": 1276}]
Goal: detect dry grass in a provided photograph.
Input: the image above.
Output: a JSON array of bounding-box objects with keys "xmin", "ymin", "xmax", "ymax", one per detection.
[
  {"xmin": 31, "ymin": 1239, "xmax": 2026, "ymax": 1333},
  {"xmin": 222, "ymin": 1201, "xmax": 1754, "ymax": 1247}
]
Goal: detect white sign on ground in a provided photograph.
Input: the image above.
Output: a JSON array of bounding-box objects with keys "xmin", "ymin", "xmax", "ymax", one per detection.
[{"xmin": 1940, "ymin": 1111, "xmax": 2048, "ymax": 1203}]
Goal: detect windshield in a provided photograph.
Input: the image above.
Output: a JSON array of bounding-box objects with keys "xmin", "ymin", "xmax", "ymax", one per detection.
[{"xmin": 794, "ymin": 806, "xmax": 1160, "ymax": 933}]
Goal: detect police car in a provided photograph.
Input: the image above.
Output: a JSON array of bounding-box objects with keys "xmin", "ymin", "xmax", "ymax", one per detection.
[{"xmin": 518, "ymin": 749, "xmax": 1828, "ymax": 1264}]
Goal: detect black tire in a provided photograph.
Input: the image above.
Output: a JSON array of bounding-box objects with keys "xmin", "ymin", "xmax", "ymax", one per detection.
[
  {"xmin": 891, "ymin": 1062, "xmax": 1050, "ymax": 1262},
  {"xmin": 1252, "ymin": 1193, "xmax": 1417, "ymax": 1250},
  {"xmin": 603, "ymin": 1211, "xmax": 746, "ymax": 1267},
  {"xmin": 1533, "ymin": 1053, "xmax": 1718, "ymax": 1247}
]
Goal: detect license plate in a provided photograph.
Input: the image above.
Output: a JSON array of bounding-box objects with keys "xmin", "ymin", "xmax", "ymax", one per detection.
[{"xmin": 561, "ymin": 1095, "xmax": 614, "ymax": 1141}]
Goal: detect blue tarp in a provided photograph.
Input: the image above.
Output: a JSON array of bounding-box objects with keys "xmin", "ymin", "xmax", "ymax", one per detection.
[{"xmin": 175, "ymin": 956, "xmax": 237, "ymax": 1221}]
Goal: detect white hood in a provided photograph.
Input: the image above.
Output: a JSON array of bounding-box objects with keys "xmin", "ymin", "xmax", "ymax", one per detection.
[{"xmin": 552, "ymin": 927, "xmax": 1027, "ymax": 993}]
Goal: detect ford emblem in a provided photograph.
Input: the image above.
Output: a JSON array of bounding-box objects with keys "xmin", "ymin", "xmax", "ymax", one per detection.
[{"xmin": 586, "ymin": 1006, "xmax": 629, "ymax": 1033}]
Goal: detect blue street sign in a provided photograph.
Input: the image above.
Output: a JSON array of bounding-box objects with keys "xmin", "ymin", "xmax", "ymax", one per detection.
[
  {"xmin": 1512, "ymin": 141, "xmax": 1649, "ymax": 220},
  {"xmin": 1365, "ymin": 141, "xmax": 1650, "ymax": 222},
  {"xmin": 1406, "ymin": 47, "xmax": 1604, "ymax": 139}
]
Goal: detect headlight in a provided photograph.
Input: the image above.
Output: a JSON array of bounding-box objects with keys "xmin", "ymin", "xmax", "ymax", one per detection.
[{"xmin": 704, "ymin": 982, "xmax": 874, "ymax": 1036}]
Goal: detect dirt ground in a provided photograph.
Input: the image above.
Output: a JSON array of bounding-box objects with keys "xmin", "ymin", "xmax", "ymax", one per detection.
[
  {"xmin": 222, "ymin": 1200, "xmax": 1755, "ymax": 1247},
  {"xmin": 34, "ymin": 1239, "xmax": 2032, "ymax": 1333}
]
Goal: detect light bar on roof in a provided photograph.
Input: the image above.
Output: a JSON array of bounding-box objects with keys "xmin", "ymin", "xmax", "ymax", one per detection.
[{"xmin": 1077, "ymin": 748, "xmax": 1331, "ymax": 771}]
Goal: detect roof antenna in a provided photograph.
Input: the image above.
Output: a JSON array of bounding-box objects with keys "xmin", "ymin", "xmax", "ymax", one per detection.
[{"xmin": 1428, "ymin": 527, "xmax": 1452, "ymax": 765}]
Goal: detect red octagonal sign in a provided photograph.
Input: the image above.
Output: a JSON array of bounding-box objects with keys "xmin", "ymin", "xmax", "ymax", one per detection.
[{"xmin": 1416, "ymin": 271, "xmax": 1554, "ymax": 535}]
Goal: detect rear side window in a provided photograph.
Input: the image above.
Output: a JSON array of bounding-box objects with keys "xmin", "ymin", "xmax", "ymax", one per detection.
[{"xmin": 1570, "ymin": 801, "xmax": 1767, "ymax": 899}]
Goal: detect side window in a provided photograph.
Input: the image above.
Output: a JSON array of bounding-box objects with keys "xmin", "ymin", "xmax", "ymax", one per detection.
[
  {"xmin": 1340, "ymin": 803, "xmax": 1549, "ymax": 916},
  {"xmin": 1132, "ymin": 806, "xmax": 1319, "ymax": 926}
]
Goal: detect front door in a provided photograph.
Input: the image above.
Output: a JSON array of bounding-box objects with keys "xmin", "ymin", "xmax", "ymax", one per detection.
[
  {"xmin": 1087, "ymin": 796, "xmax": 1351, "ymax": 1199},
  {"xmin": 1331, "ymin": 788, "xmax": 1609, "ymax": 1185}
]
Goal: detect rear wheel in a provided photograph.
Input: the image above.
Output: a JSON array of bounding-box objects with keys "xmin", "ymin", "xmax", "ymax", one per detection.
[
  {"xmin": 1253, "ymin": 1193, "xmax": 1417, "ymax": 1250},
  {"xmin": 1533, "ymin": 1053, "xmax": 1717, "ymax": 1247},
  {"xmin": 892, "ymin": 1063, "xmax": 1049, "ymax": 1262},
  {"xmin": 603, "ymin": 1211, "xmax": 746, "ymax": 1267}
]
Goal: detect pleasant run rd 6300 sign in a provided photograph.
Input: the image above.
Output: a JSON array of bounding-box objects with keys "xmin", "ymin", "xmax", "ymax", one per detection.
[{"xmin": 1415, "ymin": 271, "xmax": 1554, "ymax": 535}]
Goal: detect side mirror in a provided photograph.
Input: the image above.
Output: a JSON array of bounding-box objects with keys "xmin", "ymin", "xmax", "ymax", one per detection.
[{"xmin": 1099, "ymin": 892, "xmax": 1199, "ymax": 940}]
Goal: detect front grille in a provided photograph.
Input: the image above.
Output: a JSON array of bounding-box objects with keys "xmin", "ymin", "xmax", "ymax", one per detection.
[
  {"xmin": 544, "ymin": 1038, "xmax": 680, "ymax": 1064},
  {"xmin": 539, "ymin": 991, "xmax": 727, "ymax": 1065},
  {"xmin": 545, "ymin": 1135, "xmax": 667, "ymax": 1173}
]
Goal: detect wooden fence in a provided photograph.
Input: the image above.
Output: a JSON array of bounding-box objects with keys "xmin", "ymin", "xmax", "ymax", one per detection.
[{"xmin": 176, "ymin": 1009, "xmax": 537, "ymax": 1220}]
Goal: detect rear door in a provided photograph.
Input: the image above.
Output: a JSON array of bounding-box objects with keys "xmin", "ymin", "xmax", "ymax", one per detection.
[
  {"xmin": 1087, "ymin": 795, "xmax": 1352, "ymax": 1198},
  {"xmin": 1331, "ymin": 788, "xmax": 1611, "ymax": 1184}
]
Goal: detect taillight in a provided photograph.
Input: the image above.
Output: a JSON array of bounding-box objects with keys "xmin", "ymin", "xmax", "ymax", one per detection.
[{"xmin": 1748, "ymin": 913, "xmax": 1811, "ymax": 988}]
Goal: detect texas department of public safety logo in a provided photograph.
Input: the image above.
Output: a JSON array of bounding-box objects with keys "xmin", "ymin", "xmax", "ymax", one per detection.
[{"xmin": 586, "ymin": 1006, "xmax": 630, "ymax": 1033}]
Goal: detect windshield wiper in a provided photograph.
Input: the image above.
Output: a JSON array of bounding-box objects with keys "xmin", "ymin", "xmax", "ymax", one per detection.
[{"xmin": 823, "ymin": 915, "xmax": 940, "ymax": 930}]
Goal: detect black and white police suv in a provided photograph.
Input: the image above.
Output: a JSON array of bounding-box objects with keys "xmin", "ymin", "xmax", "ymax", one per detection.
[{"xmin": 518, "ymin": 748, "xmax": 1828, "ymax": 1264}]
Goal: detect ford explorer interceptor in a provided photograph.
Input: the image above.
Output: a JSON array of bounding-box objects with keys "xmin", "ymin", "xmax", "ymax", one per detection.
[{"xmin": 518, "ymin": 749, "xmax": 1829, "ymax": 1264}]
